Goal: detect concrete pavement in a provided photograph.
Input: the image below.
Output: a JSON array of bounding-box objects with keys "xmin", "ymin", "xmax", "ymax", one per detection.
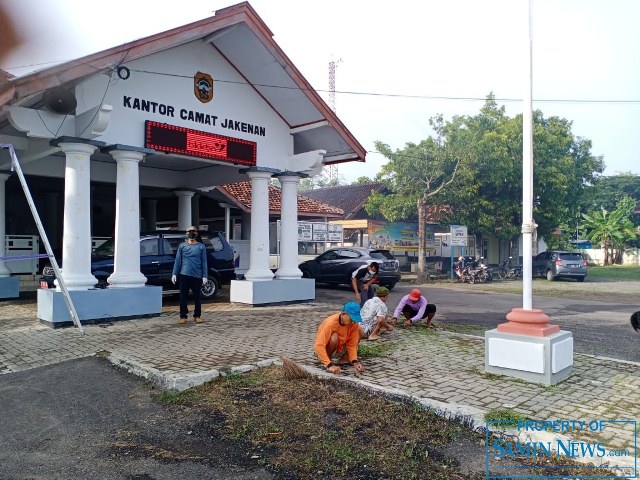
[{"xmin": 0, "ymin": 286, "xmax": 638, "ymax": 477}]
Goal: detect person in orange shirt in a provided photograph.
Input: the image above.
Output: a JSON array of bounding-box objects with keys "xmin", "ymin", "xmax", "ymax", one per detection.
[{"xmin": 314, "ymin": 301, "xmax": 366, "ymax": 375}]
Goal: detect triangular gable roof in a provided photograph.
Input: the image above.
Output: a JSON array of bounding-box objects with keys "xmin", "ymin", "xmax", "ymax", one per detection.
[
  {"xmin": 302, "ymin": 182, "xmax": 452, "ymax": 223},
  {"xmin": 0, "ymin": 2, "xmax": 365, "ymax": 165},
  {"xmin": 301, "ymin": 183, "xmax": 386, "ymax": 219},
  {"xmin": 216, "ymin": 181, "xmax": 344, "ymax": 218}
]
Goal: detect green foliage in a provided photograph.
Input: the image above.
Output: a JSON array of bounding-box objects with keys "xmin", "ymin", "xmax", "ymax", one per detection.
[
  {"xmin": 484, "ymin": 407, "xmax": 528, "ymax": 428},
  {"xmin": 366, "ymin": 94, "xmax": 604, "ymax": 245},
  {"xmin": 351, "ymin": 176, "xmax": 374, "ymax": 185},
  {"xmin": 581, "ymin": 173, "xmax": 640, "ymax": 213},
  {"xmin": 545, "ymin": 223, "xmax": 575, "ymax": 250},
  {"xmin": 357, "ymin": 342, "xmax": 395, "ymax": 358},
  {"xmin": 581, "ymin": 197, "xmax": 638, "ymax": 264},
  {"xmin": 298, "ymin": 171, "xmax": 345, "ymax": 191}
]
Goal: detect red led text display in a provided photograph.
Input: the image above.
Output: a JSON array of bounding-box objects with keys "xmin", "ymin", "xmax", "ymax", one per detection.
[{"xmin": 145, "ymin": 121, "xmax": 257, "ymax": 166}]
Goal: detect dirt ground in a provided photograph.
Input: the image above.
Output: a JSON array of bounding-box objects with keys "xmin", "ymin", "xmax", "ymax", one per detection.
[{"xmin": 0, "ymin": 355, "xmax": 620, "ymax": 480}]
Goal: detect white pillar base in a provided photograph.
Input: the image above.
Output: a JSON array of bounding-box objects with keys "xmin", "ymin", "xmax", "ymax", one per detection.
[
  {"xmin": 105, "ymin": 272, "xmax": 148, "ymax": 289},
  {"xmin": 274, "ymin": 268, "xmax": 304, "ymax": 280},
  {"xmin": 485, "ymin": 329, "xmax": 573, "ymax": 385},
  {"xmin": 230, "ymin": 278, "xmax": 315, "ymax": 305},
  {"xmin": 37, "ymin": 286, "xmax": 162, "ymax": 326},
  {"xmin": 0, "ymin": 276, "xmax": 19, "ymax": 298},
  {"xmin": 55, "ymin": 273, "xmax": 99, "ymax": 291}
]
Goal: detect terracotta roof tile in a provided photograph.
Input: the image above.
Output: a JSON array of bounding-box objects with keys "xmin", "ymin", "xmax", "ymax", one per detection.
[
  {"xmin": 218, "ymin": 181, "xmax": 343, "ymax": 217},
  {"xmin": 300, "ymin": 183, "xmax": 386, "ymax": 219}
]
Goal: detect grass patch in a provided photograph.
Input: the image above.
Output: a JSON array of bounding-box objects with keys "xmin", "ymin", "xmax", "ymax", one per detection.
[
  {"xmin": 153, "ymin": 366, "xmax": 619, "ymax": 479},
  {"xmin": 438, "ymin": 323, "xmax": 485, "ymax": 336},
  {"xmin": 357, "ymin": 342, "xmax": 395, "ymax": 358},
  {"xmin": 189, "ymin": 366, "xmax": 464, "ymax": 479},
  {"xmin": 484, "ymin": 407, "xmax": 528, "ymax": 428},
  {"xmin": 586, "ymin": 265, "xmax": 640, "ymax": 281}
]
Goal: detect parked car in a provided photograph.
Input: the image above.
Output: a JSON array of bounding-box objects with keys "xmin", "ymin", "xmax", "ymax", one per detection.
[
  {"xmin": 532, "ymin": 250, "xmax": 588, "ymax": 282},
  {"xmin": 298, "ymin": 247, "xmax": 401, "ymax": 290},
  {"xmin": 40, "ymin": 230, "xmax": 236, "ymax": 298}
]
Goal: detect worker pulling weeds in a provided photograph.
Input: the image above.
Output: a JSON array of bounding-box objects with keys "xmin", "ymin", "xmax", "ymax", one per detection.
[{"xmin": 313, "ymin": 301, "xmax": 365, "ymax": 375}]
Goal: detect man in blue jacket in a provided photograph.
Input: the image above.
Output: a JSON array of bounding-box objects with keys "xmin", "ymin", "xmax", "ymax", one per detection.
[{"xmin": 172, "ymin": 226, "xmax": 208, "ymax": 324}]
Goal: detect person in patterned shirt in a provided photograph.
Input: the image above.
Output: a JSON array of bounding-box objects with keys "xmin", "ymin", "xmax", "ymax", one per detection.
[{"xmin": 359, "ymin": 286, "xmax": 392, "ymax": 341}]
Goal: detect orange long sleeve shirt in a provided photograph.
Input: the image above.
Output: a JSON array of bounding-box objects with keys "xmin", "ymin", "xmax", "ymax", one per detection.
[{"xmin": 314, "ymin": 313, "xmax": 360, "ymax": 367}]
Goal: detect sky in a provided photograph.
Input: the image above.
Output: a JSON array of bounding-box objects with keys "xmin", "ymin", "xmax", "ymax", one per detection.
[{"xmin": 2, "ymin": 0, "xmax": 639, "ymax": 183}]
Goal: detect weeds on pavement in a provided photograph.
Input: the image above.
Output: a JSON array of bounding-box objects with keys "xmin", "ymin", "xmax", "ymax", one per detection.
[{"xmin": 155, "ymin": 366, "xmax": 621, "ymax": 479}]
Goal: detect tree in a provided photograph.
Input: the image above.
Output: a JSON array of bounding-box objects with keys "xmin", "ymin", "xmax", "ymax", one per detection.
[
  {"xmin": 580, "ymin": 173, "xmax": 640, "ymax": 248},
  {"xmin": 366, "ymin": 115, "xmax": 465, "ymax": 282},
  {"xmin": 351, "ymin": 176, "xmax": 374, "ymax": 185},
  {"xmin": 366, "ymin": 95, "xmax": 604, "ymax": 269},
  {"xmin": 581, "ymin": 173, "xmax": 640, "ymax": 212},
  {"xmin": 298, "ymin": 171, "xmax": 344, "ymax": 191},
  {"xmin": 581, "ymin": 197, "xmax": 637, "ymax": 264}
]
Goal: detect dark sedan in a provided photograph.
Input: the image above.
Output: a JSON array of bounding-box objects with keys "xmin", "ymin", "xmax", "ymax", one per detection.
[
  {"xmin": 40, "ymin": 230, "xmax": 236, "ymax": 298},
  {"xmin": 299, "ymin": 247, "xmax": 401, "ymax": 289}
]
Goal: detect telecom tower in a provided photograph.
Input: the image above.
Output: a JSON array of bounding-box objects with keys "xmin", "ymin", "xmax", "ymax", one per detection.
[{"xmin": 325, "ymin": 59, "xmax": 341, "ymax": 182}]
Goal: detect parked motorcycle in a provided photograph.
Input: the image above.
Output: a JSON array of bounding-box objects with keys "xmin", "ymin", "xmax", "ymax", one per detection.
[
  {"xmin": 457, "ymin": 256, "xmax": 487, "ymax": 284},
  {"xmin": 497, "ymin": 256, "xmax": 522, "ymax": 280},
  {"xmin": 476, "ymin": 257, "xmax": 493, "ymax": 282}
]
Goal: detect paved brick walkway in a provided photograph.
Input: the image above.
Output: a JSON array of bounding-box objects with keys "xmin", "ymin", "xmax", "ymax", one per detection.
[{"xmin": 0, "ymin": 291, "xmax": 637, "ymax": 475}]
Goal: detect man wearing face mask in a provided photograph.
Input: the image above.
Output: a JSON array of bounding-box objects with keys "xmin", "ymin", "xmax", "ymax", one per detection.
[
  {"xmin": 351, "ymin": 262, "xmax": 379, "ymax": 307},
  {"xmin": 171, "ymin": 226, "xmax": 208, "ymax": 324}
]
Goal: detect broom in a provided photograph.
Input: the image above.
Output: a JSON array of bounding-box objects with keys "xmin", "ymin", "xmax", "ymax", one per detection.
[{"xmin": 280, "ymin": 355, "xmax": 311, "ymax": 380}]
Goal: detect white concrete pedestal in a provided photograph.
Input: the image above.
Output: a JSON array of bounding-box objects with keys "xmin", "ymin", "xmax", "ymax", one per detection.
[
  {"xmin": 485, "ymin": 329, "xmax": 573, "ymax": 385},
  {"xmin": 0, "ymin": 277, "xmax": 19, "ymax": 299},
  {"xmin": 230, "ymin": 278, "xmax": 315, "ymax": 305},
  {"xmin": 37, "ymin": 286, "xmax": 162, "ymax": 327}
]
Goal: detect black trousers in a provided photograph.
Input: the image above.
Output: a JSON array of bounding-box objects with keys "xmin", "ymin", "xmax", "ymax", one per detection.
[
  {"xmin": 402, "ymin": 303, "xmax": 437, "ymax": 320},
  {"xmin": 356, "ymin": 281, "xmax": 375, "ymax": 307},
  {"xmin": 179, "ymin": 274, "xmax": 203, "ymax": 318}
]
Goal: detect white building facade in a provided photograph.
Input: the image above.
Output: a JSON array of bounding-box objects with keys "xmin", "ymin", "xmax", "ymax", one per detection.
[{"xmin": 0, "ymin": 3, "xmax": 365, "ymax": 324}]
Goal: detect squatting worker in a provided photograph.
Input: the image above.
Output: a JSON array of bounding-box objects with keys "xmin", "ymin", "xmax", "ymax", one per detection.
[
  {"xmin": 351, "ymin": 262, "xmax": 379, "ymax": 307},
  {"xmin": 314, "ymin": 301, "xmax": 365, "ymax": 375},
  {"xmin": 172, "ymin": 226, "xmax": 208, "ymax": 324},
  {"xmin": 360, "ymin": 286, "xmax": 393, "ymax": 341},
  {"xmin": 392, "ymin": 288, "xmax": 437, "ymax": 328}
]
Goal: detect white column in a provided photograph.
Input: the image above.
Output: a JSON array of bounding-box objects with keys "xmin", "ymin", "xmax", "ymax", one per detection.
[
  {"xmin": 142, "ymin": 199, "xmax": 158, "ymax": 231},
  {"xmin": 275, "ymin": 174, "xmax": 302, "ymax": 279},
  {"xmin": 244, "ymin": 170, "xmax": 274, "ymax": 281},
  {"xmin": 107, "ymin": 149, "xmax": 146, "ymax": 288},
  {"xmin": 0, "ymin": 174, "xmax": 11, "ymax": 277},
  {"xmin": 192, "ymin": 194, "xmax": 200, "ymax": 229},
  {"xmin": 58, "ymin": 142, "xmax": 98, "ymax": 290},
  {"xmin": 219, "ymin": 203, "xmax": 232, "ymax": 241},
  {"xmin": 175, "ymin": 191, "xmax": 194, "ymax": 230}
]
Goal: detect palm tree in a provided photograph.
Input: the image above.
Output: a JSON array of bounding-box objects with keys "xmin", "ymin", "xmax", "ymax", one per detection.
[{"xmin": 581, "ymin": 205, "xmax": 635, "ymax": 265}]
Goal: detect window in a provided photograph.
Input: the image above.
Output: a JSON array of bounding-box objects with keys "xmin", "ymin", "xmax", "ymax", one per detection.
[
  {"xmin": 204, "ymin": 235, "xmax": 224, "ymax": 252},
  {"xmin": 558, "ymin": 253, "xmax": 584, "ymax": 261},
  {"xmin": 338, "ymin": 249, "xmax": 361, "ymax": 259},
  {"xmin": 161, "ymin": 238, "xmax": 174, "ymax": 255},
  {"xmin": 369, "ymin": 250, "xmax": 395, "ymax": 260},
  {"xmin": 140, "ymin": 239, "xmax": 159, "ymax": 255},
  {"xmin": 319, "ymin": 250, "xmax": 339, "ymax": 261},
  {"xmin": 165, "ymin": 236, "xmax": 184, "ymax": 254}
]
